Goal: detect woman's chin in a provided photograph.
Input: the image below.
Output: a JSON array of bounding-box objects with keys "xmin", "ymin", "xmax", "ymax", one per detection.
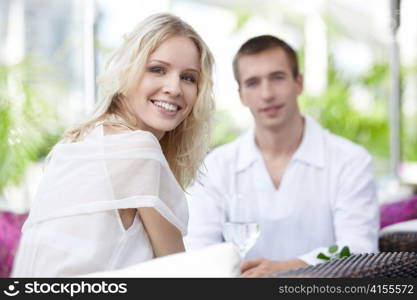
[
  {"xmin": 153, "ymin": 120, "xmax": 183, "ymax": 132},
  {"xmin": 145, "ymin": 123, "xmax": 179, "ymax": 139}
]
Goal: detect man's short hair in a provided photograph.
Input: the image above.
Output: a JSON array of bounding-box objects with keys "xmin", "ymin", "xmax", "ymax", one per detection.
[{"xmin": 232, "ymin": 35, "xmax": 299, "ymax": 85}]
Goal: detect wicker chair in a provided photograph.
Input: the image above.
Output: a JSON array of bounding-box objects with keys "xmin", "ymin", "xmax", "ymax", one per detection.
[
  {"xmin": 379, "ymin": 232, "xmax": 417, "ymax": 252},
  {"xmin": 267, "ymin": 252, "xmax": 417, "ymax": 278}
]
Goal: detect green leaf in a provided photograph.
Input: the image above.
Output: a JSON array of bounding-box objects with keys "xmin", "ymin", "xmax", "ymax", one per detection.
[
  {"xmin": 340, "ymin": 246, "xmax": 351, "ymax": 258},
  {"xmin": 0, "ymin": 61, "xmax": 64, "ymax": 194},
  {"xmin": 317, "ymin": 253, "xmax": 330, "ymax": 261},
  {"xmin": 328, "ymin": 245, "xmax": 338, "ymax": 253}
]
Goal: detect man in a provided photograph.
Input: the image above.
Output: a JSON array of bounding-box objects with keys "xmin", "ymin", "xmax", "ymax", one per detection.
[{"xmin": 185, "ymin": 35, "xmax": 379, "ymax": 277}]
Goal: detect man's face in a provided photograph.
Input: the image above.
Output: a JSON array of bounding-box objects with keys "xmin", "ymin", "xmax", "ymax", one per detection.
[{"xmin": 237, "ymin": 47, "xmax": 303, "ymax": 131}]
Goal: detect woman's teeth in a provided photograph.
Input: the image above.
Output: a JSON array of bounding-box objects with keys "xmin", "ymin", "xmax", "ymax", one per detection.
[{"xmin": 152, "ymin": 100, "xmax": 179, "ymax": 112}]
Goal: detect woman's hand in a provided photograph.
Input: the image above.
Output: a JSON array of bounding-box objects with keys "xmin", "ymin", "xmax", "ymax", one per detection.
[{"xmin": 240, "ymin": 258, "xmax": 308, "ymax": 277}]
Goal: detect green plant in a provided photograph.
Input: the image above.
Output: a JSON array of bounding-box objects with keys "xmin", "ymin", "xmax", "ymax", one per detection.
[
  {"xmin": 0, "ymin": 61, "xmax": 64, "ymax": 194},
  {"xmin": 317, "ymin": 245, "xmax": 351, "ymax": 261},
  {"xmin": 210, "ymin": 110, "xmax": 242, "ymax": 149},
  {"xmin": 301, "ymin": 57, "xmax": 417, "ymax": 164},
  {"xmin": 232, "ymin": 5, "xmax": 252, "ymax": 33},
  {"xmin": 300, "ymin": 57, "xmax": 390, "ymax": 161}
]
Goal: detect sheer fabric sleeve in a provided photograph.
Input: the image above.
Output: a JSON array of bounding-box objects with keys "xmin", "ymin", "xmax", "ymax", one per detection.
[
  {"xmin": 104, "ymin": 132, "xmax": 188, "ymax": 234},
  {"xmin": 23, "ymin": 129, "xmax": 188, "ymax": 235}
]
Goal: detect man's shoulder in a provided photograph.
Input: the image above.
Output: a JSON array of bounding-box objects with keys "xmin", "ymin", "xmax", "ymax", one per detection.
[
  {"xmin": 196, "ymin": 135, "xmax": 247, "ymax": 180},
  {"xmin": 205, "ymin": 132, "xmax": 250, "ymax": 164},
  {"xmin": 321, "ymin": 127, "xmax": 372, "ymax": 162}
]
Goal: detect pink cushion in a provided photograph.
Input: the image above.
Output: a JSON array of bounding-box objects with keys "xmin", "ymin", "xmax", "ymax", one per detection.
[
  {"xmin": 380, "ymin": 195, "xmax": 417, "ymax": 229},
  {"xmin": 0, "ymin": 211, "xmax": 28, "ymax": 277}
]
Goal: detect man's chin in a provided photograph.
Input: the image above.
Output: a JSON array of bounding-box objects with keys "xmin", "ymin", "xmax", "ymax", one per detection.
[{"xmin": 256, "ymin": 118, "xmax": 285, "ymax": 131}]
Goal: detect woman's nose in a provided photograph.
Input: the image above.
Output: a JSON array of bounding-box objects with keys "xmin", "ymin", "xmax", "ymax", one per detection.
[{"xmin": 162, "ymin": 74, "xmax": 182, "ymax": 97}]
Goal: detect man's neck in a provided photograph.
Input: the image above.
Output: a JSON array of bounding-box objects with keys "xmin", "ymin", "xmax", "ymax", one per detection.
[{"xmin": 255, "ymin": 115, "xmax": 305, "ymax": 159}]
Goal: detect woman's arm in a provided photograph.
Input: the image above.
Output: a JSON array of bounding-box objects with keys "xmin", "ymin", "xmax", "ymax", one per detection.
[
  {"xmin": 137, "ymin": 207, "xmax": 185, "ymax": 257},
  {"xmin": 103, "ymin": 124, "xmax": 186, "ymax": 257}
]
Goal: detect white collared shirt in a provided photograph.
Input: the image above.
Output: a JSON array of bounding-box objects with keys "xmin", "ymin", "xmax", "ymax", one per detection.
[{"xmin": 185, "ymin": 116, "xmax": 379, "ymax": 265}]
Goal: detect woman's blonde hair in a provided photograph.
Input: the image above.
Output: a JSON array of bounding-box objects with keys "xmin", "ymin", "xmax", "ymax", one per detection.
[{"xmin": 64, "ymin": 13, "xmax": 215, "ymax": 189}]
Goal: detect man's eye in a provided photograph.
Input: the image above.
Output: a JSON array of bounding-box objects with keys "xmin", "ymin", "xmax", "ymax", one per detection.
[
  {"xmin": 181, "ymin": 74, "xmax": 197, "ymax": 83},
  {"xmin": 149, "ymin": 66, "xmax": 165, "ymax": 74},
  {"xmin": 246, "ymin": 80, "xmax": 258, "ymax": 87},
  {"xmin": 272, "ymin": 75, "xmax": 284, "ymax": 80}
]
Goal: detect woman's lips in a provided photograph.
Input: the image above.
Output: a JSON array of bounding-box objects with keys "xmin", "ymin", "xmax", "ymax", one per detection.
[{"xmin": 150, "ymin": 100, "xmax": 180, "ymax": 117}]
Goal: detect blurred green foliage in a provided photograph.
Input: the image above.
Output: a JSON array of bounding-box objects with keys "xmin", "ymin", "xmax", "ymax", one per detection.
[
  {"xmin": 0, "ymin": 61, "xmax": 64, "ymax": 193},
  {"xmin": 403, "ymin": 116, "xmax": 417, "ymax": 161},
  {"xmin": 300, "ymin": 58, "xmax": 389, "ymax": 159},
  {"xmin": 301, "ymin": 57, "xmax": 417, "ymax": 163},
  {"xmin": 232, "ymin": 6, "xmax": 252, "ymax": 33},
  {"xmin": 210, "ymin": 110, "xmax": 241, "ymax": 149}
]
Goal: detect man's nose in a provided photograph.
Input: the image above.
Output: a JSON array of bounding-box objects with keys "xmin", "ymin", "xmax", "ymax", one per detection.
[
  {"xmin": 162, "ymin": 74, "xmax": 182, "ymax": 97},
  {"xmin": 260, "ymin": 81, "xmax": 274, "ymax": 102}
]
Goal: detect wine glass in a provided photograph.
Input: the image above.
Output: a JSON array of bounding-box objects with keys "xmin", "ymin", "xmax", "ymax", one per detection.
[{"xmin": 222, "ymin": 193, "xmax": 261, "ymax": 259}]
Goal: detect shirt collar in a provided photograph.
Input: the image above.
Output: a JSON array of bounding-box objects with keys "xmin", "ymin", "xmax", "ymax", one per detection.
[
  {"xmin": 292, "ymin": 115, "xmax": 325, "ymax": 168},
  {"xmin": 236, "ymin": 115, "xmax": 325, "ymax": 172},
  {"xmin": 236, "ymin": 127, "xmax": 259, "ymax": 172}
]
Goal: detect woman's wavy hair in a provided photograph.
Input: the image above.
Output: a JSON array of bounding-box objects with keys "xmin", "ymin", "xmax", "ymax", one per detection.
[{"xmin": 64, "ymin": 13, "xmax": 215, "ymax": 189}]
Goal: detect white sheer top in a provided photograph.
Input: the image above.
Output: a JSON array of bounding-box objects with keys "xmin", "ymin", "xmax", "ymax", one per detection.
[{"xmin": 12, "ymin": 121, "xmax": 188, "ymax": 277}]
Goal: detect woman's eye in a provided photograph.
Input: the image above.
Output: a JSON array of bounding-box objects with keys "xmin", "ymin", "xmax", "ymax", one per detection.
[
  {"xmin": 181, "ymin": 74, "xmax": 197, "ymax": 83},
  {"xmin": 149, "ymin": 66, "xmax": 165, "ymax": 74}
]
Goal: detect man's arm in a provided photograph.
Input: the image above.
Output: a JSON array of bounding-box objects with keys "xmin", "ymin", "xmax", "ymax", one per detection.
[
  {"xmin": 298, "ymin": 149, "xmax": 379, "ymax": 265},
  {"xmin": 240, "ymin": 258, "xmax": 308, "ymax": 277},
  {"xmin": 332, "ymin": 150, "xmax": 380, "ymax": 251}
]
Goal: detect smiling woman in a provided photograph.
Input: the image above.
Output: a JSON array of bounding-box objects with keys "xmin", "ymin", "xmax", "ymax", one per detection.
[
  {"xmin": 11, "ymin": 13, "xmax": 215, "ymax": 277},
  {"xmin": 125, "ymin": 35, "xmax": 201, "ymax": 139}
]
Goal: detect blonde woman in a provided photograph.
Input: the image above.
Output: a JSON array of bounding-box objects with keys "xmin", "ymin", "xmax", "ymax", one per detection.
[{"xmin": 12, "ymin": 13, "xmax": 215, "ymax": 277}]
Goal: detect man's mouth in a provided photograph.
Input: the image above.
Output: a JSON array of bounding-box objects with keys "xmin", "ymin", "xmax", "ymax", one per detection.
[{"xmin": 260, "ymin": 104, "xmax": 284, "ymax": 114}]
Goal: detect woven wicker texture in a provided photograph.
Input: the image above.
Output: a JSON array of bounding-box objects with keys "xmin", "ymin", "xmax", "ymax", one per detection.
[
  {"xmin": 268, "ymin": 252, "xmax": 417, "ymax": 278},
  {"xmin": 379, "ymin": 232, "xmax": 417, "ymax": 252}
]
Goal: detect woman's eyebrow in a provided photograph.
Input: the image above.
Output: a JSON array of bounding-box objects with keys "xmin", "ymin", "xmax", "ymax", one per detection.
[
  {"xmin": 149, "ymin": 59, "xmax": 200, "ymax": 74},
  {"xmin": 148, "ymin": 59, "xmax": 169, "ymax": 66}
]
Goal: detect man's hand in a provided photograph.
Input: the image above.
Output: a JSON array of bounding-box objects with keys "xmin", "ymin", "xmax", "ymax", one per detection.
[{"xmin": 240, "ymin": 258, "xmax": 308, "ymax": 277}]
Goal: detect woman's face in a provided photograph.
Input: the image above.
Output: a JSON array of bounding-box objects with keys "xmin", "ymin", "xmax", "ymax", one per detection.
[{"xmin": 125, "ymin": 35, "xmax": 200, "ymax": 139}]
